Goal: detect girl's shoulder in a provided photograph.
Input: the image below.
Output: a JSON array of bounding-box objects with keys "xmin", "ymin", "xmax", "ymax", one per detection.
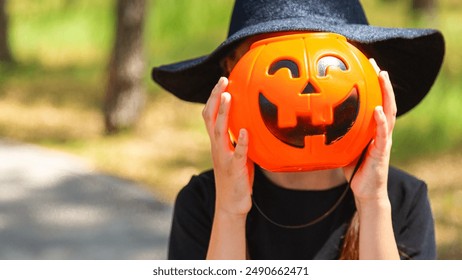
[
  {"xmin": 387, "ymin": 166, "xmax": 428, "ymax": 200},
  {"xmin": 173, "ymin": 169, "xmax": 216, "ymax": 215},
  {"xmin": 387, "ymin": 166, "xmax": 435, "ymax": 259},
  {"xmin": 388, "ymin": 166, "xmax": 432, "ymax": 224}
]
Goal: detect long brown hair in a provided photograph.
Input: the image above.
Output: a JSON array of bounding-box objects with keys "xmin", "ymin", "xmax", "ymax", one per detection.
[{"xmin": 339, "ymin": 211, "xmax": 360, "ymax": 259}]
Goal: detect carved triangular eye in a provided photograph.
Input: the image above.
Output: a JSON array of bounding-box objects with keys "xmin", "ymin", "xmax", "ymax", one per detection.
[
  {"xmin": 317, "ymin": 56, "xmax": 347, "ymax": 77},
  {"xmin": 268, "ymin": 59, "xmax": 300, "ymax": 78}
]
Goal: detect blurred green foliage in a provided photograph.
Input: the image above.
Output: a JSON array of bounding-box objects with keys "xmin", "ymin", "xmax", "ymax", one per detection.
[
  {"xmin": 146, "ymin": 0, "xmax": 234, "ymax": 66},
  {"xmin": 5, "ymin": 0, "xmax": 462, "ymax": 163},
  {"xmin": 1, "ymin": 0, "xmax": 461, "ymax": 260},
  {"xmin": 361, "ymin": 0, "xmax": 462, "ymax": 164},
  {"xmin": 9, "ymin": 0, "xmax": 113, "ymax": 67}
]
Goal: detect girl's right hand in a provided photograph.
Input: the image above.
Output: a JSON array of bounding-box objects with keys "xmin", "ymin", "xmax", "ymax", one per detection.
[{"xmin": 202, "ymin": 77, "xmax": 255, "ymax": 218}]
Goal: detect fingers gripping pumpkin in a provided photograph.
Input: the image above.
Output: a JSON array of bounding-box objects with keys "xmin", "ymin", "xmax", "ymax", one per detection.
[{"xmin": 227, "ymin": 33, "xmax": 382, "ymax": 172}]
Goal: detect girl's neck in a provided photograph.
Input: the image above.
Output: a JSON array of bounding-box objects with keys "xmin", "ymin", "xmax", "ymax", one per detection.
[{"xmin": 261, "ymin": 168, "xmax": 347, "ymax": 191}]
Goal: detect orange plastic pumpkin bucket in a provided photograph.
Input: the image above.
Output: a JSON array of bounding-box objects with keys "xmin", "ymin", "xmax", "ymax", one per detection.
[{"xmin": 227, "ymin": 32, "xmax": 382, "ymax": 171}]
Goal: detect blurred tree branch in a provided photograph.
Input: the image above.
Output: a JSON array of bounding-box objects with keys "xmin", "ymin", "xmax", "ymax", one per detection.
[
  {"xmin": 411, "ymin": 0, "xmax": 438, "ymax": 25},
  {"xmin": 0, "ymin": 0, "xmax": 13, "ymax": 63},
  {"xmin": 379, "ymin": 0, "xmax": 438, "ymax": 26},
  {"xmin": 412, "ymin": 0, "xmax": 436, "ymax": 12}
]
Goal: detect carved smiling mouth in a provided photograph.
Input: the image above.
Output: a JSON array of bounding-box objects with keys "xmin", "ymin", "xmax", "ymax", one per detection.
[{"xmin": 258, "ymin": 88, "xmax": 359, "ymax": 148}]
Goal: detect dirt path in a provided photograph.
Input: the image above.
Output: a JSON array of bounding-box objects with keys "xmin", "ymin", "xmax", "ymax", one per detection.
[
  {"xmin": 0, "ymin": 139, "xmax": 172, "ymax": 259},
  {"xmin": 0, "ymin": 138, "xmax": 459, "ymax": 259}
]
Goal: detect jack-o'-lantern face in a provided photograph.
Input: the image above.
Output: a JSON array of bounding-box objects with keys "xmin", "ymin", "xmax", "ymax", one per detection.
[{"xmin": 227, "ymin": 33, "xmax": 382, "ymax": 172}]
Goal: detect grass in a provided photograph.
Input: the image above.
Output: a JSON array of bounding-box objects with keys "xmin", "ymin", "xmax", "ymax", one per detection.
[{"xmin": 1, "ymin": 0, "xmax": 461, "ymax": 259}]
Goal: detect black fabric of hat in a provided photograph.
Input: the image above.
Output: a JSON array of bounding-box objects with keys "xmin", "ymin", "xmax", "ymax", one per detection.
[{"xmin": 152, "ymin": 0, "xmax": 444, "ymax": 116}]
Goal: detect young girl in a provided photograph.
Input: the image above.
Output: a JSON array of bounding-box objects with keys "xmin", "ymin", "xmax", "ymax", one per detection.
[{"xmin": 152, "ymin": 0, "xmax": 445, "ymax": 260}]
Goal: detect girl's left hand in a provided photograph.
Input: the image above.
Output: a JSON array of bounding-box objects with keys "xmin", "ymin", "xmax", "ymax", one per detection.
[{"xmin": 343, "ymin": 59, "xmax": 397, "ymax": 204}]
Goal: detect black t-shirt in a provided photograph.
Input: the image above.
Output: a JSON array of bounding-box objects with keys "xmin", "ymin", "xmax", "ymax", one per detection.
[{"xmin": 168, "ymin": 166, "xmax": 436, "ymax": 259}]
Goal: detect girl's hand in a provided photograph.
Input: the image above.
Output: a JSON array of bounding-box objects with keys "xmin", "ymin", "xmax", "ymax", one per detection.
[
  {"xmin": 342, "ymin": 59, "xmax": 400, "ymax": 260},
  {"xmin": 204, "ymin": 77, "xmax": 254, "ymax": 259},
  {"xmin": 202, "ymin": 77, "xmax": 254, "ymax": 218},
  {"xmin": 343, "ymin": 59, "xmax": 397, "ymax": 205}
]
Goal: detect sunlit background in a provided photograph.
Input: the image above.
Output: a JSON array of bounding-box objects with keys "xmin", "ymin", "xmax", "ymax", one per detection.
[{"xmin": 0, "ymin": 0, "xmax": 461, "ymax": 259}]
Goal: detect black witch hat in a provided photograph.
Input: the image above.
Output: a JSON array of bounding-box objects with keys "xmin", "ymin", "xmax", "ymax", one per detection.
[{"xmin": 152, "ymin": 0, "xmax": 444, "ymax": 116}]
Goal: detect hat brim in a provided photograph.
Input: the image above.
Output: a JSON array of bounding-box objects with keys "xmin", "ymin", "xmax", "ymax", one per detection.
[{"xmin": 152, "ymin": 19, "xmax": 444, "ymax": 116}]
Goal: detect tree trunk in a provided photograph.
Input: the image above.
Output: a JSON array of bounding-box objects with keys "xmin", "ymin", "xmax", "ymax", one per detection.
[
  {"xmin": 0, "ymin": 0, "xmax": 13, "ymax": 63},
  {"xmin": 104, "ymin": 0, "xmax": 147, "ymax": 134},
  {"xmin": 412, "ymin": 0, "xmax": 436, "ymax": 11},
  {"xmin": 411, "ymin": 0, "xmax": 437, "ymax": 25}
]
